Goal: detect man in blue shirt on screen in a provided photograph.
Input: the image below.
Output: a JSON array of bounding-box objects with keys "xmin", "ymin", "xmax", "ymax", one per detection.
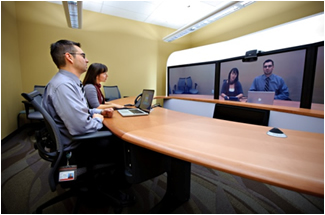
[{"xmin": 249, "ymin": 59, "xmax": 290, "ymax": 100}]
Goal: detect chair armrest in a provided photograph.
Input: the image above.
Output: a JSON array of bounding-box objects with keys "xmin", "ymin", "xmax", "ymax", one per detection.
[
  {"xmin": 70, "ymin": 130, "xmax": 113, "ymax": 141},
  {"xmin": 22, "ymin": 100, "xmax": 34, "ymax": 115}
]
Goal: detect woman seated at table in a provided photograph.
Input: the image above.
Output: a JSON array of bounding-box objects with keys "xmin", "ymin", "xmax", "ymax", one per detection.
[
  {"xmin": 83, "ymin": 63, "xmax": 124, "ymax": 109},
  {"xmin": 220, "ymin": 67, "xmax": 243, "ymax": 100}
]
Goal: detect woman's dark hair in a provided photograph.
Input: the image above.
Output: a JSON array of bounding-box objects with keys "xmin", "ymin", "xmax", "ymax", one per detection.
[
  {"xmin": 50, "ymin": 40, "xmax": 80, "ymax": 69},
  {"xmin": 228, "ymin": 68, "xmax": 239, "ymax": 84},
  {"xmin": 83, "ymin": 63, "xmax": 108, "ymax": 85}
]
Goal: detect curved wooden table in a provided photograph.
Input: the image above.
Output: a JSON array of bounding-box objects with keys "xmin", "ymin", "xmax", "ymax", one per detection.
[{"xmin": 103, "ymin": 97, "xmax": 324, "ymax": 198}]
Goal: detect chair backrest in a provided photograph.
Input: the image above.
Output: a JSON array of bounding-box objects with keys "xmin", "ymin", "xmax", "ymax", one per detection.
[
  {"xmin": 34, "ymin": 85, "xmax": 46, "ymax": 96},
  {"xmin": 103, "ymin": 86, "xmax": 121, "ymax": 101},
  {"xmin": 185, "ymin": 77, "xmax": 192, "ymax": 93},
  {"xmin": 177, "ymin": 78, "xmax": 186, "ymax": 91},
  {"xmin": 185, "ymin": 76, "xmax": 199, "ymax": 94},
  {"xmin": 22, "ymin": 90, "xmax": 64, "ymax": 191},
  {"xmin": 213, "ymin": 103, "xmax": 270, "ymax": 126}
]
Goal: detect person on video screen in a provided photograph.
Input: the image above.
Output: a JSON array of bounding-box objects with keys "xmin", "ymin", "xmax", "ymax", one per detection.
[
  {"xmin": 220, "ymin": 68, "xmax": 243, "ymax": 100},
  {"xmin": 249, "ymin": 59, "xmax": 290, "ymax": 100}
]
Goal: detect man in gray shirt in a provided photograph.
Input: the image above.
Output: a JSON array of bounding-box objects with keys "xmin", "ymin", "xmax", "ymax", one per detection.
[
  {"xmin": 43, "ymin": 40, "xmax": 114, "ymax": 151},
  {"xmin": 42, "ymin": 40, "xmax": 135, "ymax": 205}
]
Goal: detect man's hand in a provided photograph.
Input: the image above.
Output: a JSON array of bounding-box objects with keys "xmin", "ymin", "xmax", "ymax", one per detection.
[
  {"xmin": 93, "ymin": 113, "xmax": 104, "ymax": 120},
  {"xmin": 101, "ymin": 108, "xmax": 114, "ymax": 118}
]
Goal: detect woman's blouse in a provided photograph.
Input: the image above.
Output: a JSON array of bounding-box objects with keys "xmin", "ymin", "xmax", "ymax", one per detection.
[
  {"xmin": 84, "ymin": 84, "xmax": 104, "ymax": 108},
  {"xmin": 221, "ymin": 81, "xmax": 243, "ymax": 97}
]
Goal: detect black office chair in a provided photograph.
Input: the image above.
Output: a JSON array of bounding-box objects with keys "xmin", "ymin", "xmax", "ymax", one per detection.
[
  {"xmin": 213, "ymin": 103, "xmax": 270, "ymax": 126},
  {"xmin": 34, "ymin": 85, "xmax": 46, "ymax": 95},
  {"xmin": 21, "ymin": 90, "xmax": 125, "ymax": 213},
  {"xmin": 103, "ymin": 85, "xmax": 121, "ymax": 101},
  {"xmin": 17, "ymin": 85, "xmax": 45, "ymax": 128}
]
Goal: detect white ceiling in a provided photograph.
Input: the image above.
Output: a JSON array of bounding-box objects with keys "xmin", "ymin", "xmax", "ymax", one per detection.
[{"xmin": 49, "ymin": 1, "xmax": 235, "ymax": 29}]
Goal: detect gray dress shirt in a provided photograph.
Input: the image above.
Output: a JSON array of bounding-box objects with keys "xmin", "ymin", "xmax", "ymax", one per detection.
[{"xmin": 42, "ymin": 69, "xmax": 103, "ymax": 150}]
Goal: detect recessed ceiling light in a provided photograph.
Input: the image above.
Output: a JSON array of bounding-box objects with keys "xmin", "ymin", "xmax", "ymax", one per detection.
[{"xmin": 63, "ymin": 1, "xmax": 82, "ymax": 29}]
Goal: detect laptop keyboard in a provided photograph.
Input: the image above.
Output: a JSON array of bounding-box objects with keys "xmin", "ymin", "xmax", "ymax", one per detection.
[{"xmin": 130, "ymin": 109, "xmax": 143, "ymax": 114}]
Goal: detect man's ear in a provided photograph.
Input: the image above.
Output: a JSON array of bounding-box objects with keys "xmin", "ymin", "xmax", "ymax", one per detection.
[{"xmin": 65, "ymin": 52, "xmax": 74, "ymax": 64}]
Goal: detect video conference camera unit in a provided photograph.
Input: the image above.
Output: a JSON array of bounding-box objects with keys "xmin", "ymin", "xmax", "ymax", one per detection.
[{"xmin": 242, "ymin": 50, "xmax": 262, "ymax": 62}]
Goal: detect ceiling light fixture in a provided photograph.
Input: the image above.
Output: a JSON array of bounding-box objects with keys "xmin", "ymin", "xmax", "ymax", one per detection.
[
  {"xmin": 163, "ymin": 1, "xmax": 255, "ymax": 42},
  {"xmin": 63, "ymin": 1, "xmax": 82, "ymax": 29}
]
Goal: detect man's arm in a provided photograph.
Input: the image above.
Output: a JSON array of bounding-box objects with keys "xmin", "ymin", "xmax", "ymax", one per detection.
[
  {"xmin": 53, "ymin": 84, "xmax": 103, "ymax": 135},
  {"xmin": 249, "ymin": 78, "xmax": 258, "ymax": 91},
  {"xmin": 275, "ymin": 80, "xmax": 290, "ymax": 100}
]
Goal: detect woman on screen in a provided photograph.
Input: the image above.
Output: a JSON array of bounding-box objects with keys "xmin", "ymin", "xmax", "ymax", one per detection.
[
  {"xmin": 83, "ymin": 63, "xmax": 124, "ymax": 109},
  {"xmin": 220, "ymin": 68, "xmax": 243, "ymax": 100}
]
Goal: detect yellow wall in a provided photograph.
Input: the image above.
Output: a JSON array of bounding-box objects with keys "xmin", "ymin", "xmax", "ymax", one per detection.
[
  {"xmin": 14, "ymin": 1, "xmax": 191, "ymax": 95},
  {"xmin": 1, "ymin": 1, "xmax": 190, "ymax": 138},
  {"xmin": 1, "ymin": 2, "xmax": 24, "ymax": 139},
  {"xmin": 1, "ymin": 1, "xmax": 323, "ymax": 139}
]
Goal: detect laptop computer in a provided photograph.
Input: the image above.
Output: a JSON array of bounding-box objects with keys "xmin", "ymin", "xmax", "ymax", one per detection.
[
  {"xmin": 247, "ymin": 91, "xmax": 275, "ymax": 105},
  {"xmin": 117, "ymin": 89, "xmax": 154, "ymax": 117}
]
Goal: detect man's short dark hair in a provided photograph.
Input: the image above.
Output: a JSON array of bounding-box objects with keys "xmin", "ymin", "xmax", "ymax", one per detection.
[
  {"xmin": 50, "ymin": 40, "xmax": 81, "ymax": 69},
  {"xmin": 263, "ymin": 59, "xmax": 274, "ymax": 66}
]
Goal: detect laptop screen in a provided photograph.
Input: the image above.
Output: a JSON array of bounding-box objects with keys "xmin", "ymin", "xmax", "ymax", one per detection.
[{"xmin": 139, "ymin": 89, "xmax": 154, "ymax": 112}]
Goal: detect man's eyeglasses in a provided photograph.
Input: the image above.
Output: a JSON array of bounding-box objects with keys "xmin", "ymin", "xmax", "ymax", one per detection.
[
  {"xmin": 263, "ymin": 65, "xmax": 273, "ymax": 68},
  {"xmin": 68, "ymin": 52, "xmax": 86, "ymax": 59}
]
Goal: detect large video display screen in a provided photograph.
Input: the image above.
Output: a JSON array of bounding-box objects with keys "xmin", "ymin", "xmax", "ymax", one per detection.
[
  {"xmin": 166, "ymin": 42, "xmax": 323, "ymax": 109},
  {"xmin": 219, "ymin": 49, "xmax": 306, "ymax": 102},
  {"xmin": 168, "ymin": 63, "xmax": 215, "ymax": 96}
]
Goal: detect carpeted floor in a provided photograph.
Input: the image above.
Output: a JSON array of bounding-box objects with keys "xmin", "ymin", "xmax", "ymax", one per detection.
[{"xmin": 1, "ymin": 126, "xmax": 324, "ymax": 213}]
